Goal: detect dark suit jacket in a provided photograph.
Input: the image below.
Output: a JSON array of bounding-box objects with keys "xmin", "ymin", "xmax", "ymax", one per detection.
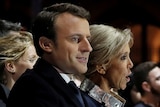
[{"xmin": 6, "ymin": 58, "xmax": 102, "ymax": 107}]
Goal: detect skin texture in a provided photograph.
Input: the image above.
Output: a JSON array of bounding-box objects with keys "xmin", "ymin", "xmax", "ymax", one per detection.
[
  {"xmin": 12, "ymin": 45, "xmax": 38, "ymax": 81},
  {"xmin": 148, "ymin": 67, "xmax": 160, "ymax": 96},
  {"xmin": 41, "ymin": 13, "xmax": 92, "ymax": 75},
  {"xmin": 101, "ymin": 43, "xmax": 133, "ymax": 91},
  {"xmin": 140, "ymin": 67, "xmax": 160, "ymax": 107},
  {"xmin": 5, "ymin": 45, "xmax": 38, "ymax": 90}
]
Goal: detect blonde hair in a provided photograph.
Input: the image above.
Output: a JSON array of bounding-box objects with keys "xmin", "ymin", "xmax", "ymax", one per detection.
[
  {"xmin": 0, "ymin": 31, "xmax": 34, "ymax": 83},
  {"xmin": 86, "ymin": 24, "xmax": 134, "ymax": 76}
]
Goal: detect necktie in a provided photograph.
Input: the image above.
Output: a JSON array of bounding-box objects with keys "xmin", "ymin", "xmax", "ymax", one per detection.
[{"xmin": 68, "ymin": 81, "xmax": 85, "ymax": 107}]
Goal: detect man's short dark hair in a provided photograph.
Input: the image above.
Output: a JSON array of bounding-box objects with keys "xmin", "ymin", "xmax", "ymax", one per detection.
[
  {"xmin": 133, "ymin": 61, "xmax": 157, "ymax": 95},
  {"xmin": 32, "ymin": 3, "xmax": 90, "ymax": 56}
]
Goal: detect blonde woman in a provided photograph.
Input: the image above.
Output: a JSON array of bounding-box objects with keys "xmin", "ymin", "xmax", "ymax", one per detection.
[
  {"xmin": 0, "ymin": 31, "xmax": 38, "ymax": 90},
  {"xmin": 80, "ymin": 24, "xmax": 134, "ymax": 107}
]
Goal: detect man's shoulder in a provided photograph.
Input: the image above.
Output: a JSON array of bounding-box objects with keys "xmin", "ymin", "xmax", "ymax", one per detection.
[{"xmin": 134, "ymin": 101, "xmax": 152, "ymax": 107}]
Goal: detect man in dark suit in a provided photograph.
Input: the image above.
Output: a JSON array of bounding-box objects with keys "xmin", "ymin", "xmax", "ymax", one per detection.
[{"xmin": 6, "ymin": 3, "xmax": 102, "ymax": 107}]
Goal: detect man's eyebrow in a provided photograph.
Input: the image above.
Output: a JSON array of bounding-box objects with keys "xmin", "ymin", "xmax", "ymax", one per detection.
[{"xmin": 68, "ymin": 33, "xmax": 82, "ymax": 37}]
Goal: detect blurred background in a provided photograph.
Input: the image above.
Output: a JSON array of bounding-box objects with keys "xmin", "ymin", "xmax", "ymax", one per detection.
[{"xmin": 0, "ymin": 0, "xmax": 160, "ymax": 65}]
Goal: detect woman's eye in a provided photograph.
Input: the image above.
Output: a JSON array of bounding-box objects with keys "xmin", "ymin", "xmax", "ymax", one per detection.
[
  {"xmin": 29, "ymin": 58, "xmax": 36, "ymax": 63},
  {"xmin": 121, "ymin": 55, "xmax": 127, "ymax": 60}
]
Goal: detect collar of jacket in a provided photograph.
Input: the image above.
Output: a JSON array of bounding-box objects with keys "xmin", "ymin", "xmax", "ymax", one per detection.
[{"xmin": 80, "ymin": 78, "xmax": 126, "ymax": 107}]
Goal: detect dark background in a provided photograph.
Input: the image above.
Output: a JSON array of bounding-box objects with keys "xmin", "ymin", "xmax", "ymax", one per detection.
[{"xmin": 1, "ymin": 0, "xmax": 160, "ymax": 65}]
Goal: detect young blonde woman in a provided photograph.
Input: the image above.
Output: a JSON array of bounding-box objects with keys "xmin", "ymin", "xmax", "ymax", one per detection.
[{"xmin": 0, "ymin": 31, "xmax": 38, "ymax": 90}]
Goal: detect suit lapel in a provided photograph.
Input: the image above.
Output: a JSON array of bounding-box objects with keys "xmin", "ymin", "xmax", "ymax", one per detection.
[{"xmin": 34, "ymin": 58, "xmax": 84, "ymax": 107}]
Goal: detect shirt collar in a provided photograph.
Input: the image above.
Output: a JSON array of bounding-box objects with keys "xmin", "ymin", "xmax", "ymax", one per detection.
[
  {"xmin": 52, "ymin": 66, "xmax": 73, "ymax": 83},
  {"xmin": 52, "ymin": 66, "xmax": 81, "ymax": 87},
  {"xmin": 60, "ymin": 73, "xmax": 71, "ymax": 83}
]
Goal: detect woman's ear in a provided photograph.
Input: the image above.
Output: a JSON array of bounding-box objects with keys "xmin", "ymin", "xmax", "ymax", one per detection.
[
  {"xmin": 96, "ymin": 65, "xmax": 106, "ymax": 75},
  {"xmin": 5, "ymin": 61, "xmax": 16, "ymax": 74},
  {"xmin": 39, "ymin": 36, "xmax": 53, "ymax": 53},
  {"xmin": 142, "ymin": 81, "xmax": 151, "ymax": 92}
]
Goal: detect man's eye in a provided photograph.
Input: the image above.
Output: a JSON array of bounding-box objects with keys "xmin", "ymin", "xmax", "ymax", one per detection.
[{"xmin": 71, "ymin": 36, "xmax": 80, "ymax": 43}]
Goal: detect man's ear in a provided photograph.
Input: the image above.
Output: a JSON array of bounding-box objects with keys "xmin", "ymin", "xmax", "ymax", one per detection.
[
  {"xmin": 5, "ymin": 61, "xmax": 16, "ymax": 74},
  {"xmin": 96, "ymin": 65, "xmax": 106, "ymax": 75},
  {"xmin": 142, "ymin": 81, "xmax": 151, "ymax": 92},
  {"xmin": 39, "ymin": 36, "xmax": 53, "ymax": 53}
]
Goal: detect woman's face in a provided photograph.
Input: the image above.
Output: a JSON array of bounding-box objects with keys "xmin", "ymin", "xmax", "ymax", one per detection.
[
  {"xmin": 106, "ymin": 43, "xmax": 133, "ymax": 90},
  {"xmin": 13, "ymin": 45, "xmax": 38, "ymax": 81}
]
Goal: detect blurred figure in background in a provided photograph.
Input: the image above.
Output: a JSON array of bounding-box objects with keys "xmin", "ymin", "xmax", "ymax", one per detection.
[
  {"xmin": 133, "ymin": 61, "xmax": 160, "ymax": 107},
  {"xmin": 0, "ymin": 19, "xmax": 22, "ymax": 37},
  {"xmin": 0, "ymin": 19, "xmax": 23, "ymax": 107},
  {"xmin": 0, "ymin": 31, "xmax": 38, "ymax": 90},
  {"xmin": 0, "ymin": 28, "xmax": 38, "ymax": 107}
]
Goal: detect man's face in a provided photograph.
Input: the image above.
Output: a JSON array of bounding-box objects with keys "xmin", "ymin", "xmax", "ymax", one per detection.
[
  {"xmin": 148, "ymin": 67, "xmax": 160, "ymax": 97},
  {"xmin": 49, "ymin": 13, "xmax": 92, "ymax": 75}
]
